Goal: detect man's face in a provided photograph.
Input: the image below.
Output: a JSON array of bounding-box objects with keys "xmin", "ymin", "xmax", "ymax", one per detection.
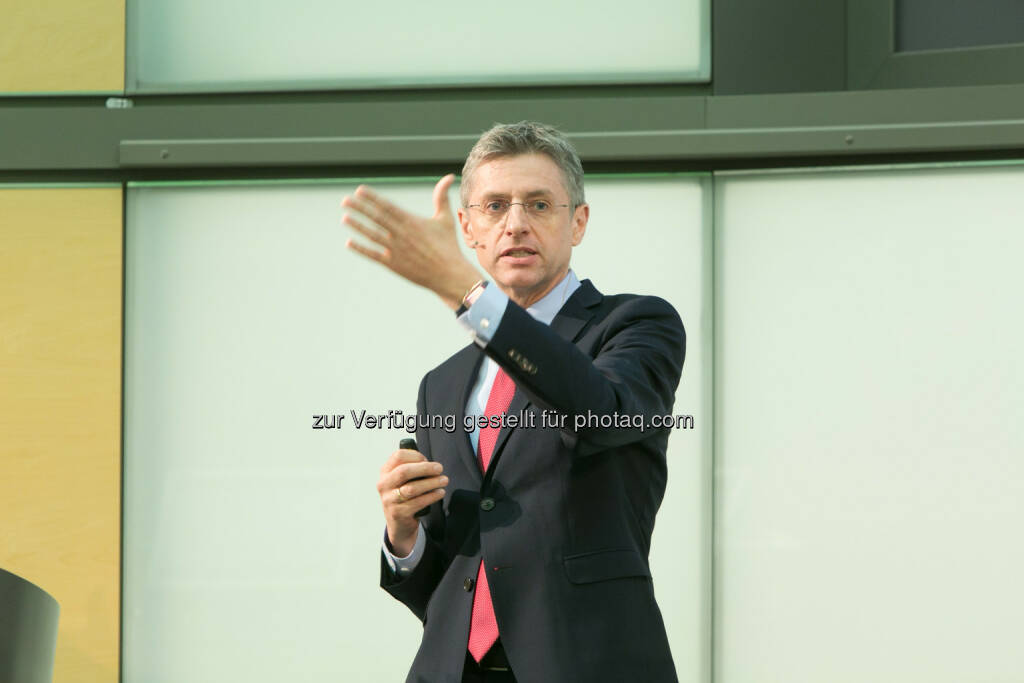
[{"xmin": 457, "ymin": 153, "xmax": 589, "ymax": 307}]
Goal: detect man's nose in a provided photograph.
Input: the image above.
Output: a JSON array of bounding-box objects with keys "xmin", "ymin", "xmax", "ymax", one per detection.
[{"xmin": 504, "ymin": 203, "xmax": 531, "ymax": 234}]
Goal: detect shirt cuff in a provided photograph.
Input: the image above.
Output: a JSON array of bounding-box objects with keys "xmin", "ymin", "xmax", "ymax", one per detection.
[
  {"xmin": 456, "ymin": 282, "xmax": 508, "ymax": 347},
  {"xmin": 382, "ymin": 522, "xmax": 426, "ymax": 576}
]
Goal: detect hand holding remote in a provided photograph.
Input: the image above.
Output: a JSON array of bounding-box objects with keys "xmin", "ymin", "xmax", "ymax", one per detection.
[{"xmin": 376, "ymin": 437, "xmax": 446, "ymax": 556}]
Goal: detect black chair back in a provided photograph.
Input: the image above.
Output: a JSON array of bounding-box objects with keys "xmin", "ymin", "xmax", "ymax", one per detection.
[{"xmin": 0, "ymin": 568, "xmax": 59, "ymax": 683}]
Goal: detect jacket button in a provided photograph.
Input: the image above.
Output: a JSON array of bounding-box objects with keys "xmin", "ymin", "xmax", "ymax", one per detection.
[
  {"xmin": 480, "ymin": 497, "xmax": 496, "ymax": 511},
  {"xmin": 464, "ymin": 577, "xmax": 475, "ymax": 592}
]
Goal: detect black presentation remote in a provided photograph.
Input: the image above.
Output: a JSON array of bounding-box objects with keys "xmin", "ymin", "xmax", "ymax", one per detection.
[{"xmin": 400, "ymin": 438, "xmax": 432, "ymax": 518}]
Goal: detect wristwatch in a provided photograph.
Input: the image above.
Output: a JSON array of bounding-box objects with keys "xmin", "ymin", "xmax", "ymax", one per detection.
[{"xmin": 456, "ymin": 280, "xmax": 487, "ymax": 316}]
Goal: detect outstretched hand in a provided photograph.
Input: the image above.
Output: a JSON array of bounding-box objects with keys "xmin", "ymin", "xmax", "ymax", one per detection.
[{"xmin": 341, "ymin": 174, "xmax": 481, "ymax": 309}]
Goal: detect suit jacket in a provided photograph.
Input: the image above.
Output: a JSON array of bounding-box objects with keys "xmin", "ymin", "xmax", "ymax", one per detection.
[{"xmin": 381, "ymin": 279, "xmax": 685, "ymax": 683}]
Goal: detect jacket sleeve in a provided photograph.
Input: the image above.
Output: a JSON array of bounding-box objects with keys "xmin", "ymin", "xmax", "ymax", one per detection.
[
  {"xmin": 378, "ymin": 372, "xmax": 449, "ymax": 621},
  {"xmin": 483, "ymin": 295, "xmax": 686, "ymax": 454}
]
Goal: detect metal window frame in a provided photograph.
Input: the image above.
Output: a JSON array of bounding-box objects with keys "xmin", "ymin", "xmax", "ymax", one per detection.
[
  {"xmin": 3, "ymin": 84, "xmax": 1024, "ymax": 183},
  {"xmin": 848, "ymin": 0, "xmax": 1024, "ymax": 90}
]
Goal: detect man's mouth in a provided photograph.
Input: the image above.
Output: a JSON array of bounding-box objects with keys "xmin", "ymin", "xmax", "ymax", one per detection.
[{"xmin": 500, "ymin": 247, "xmax": 537, "ymax": 258}]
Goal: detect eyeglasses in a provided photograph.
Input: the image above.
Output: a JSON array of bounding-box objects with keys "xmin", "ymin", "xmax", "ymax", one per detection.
[{"xmin": 466, "ymin": 199, "xmax": 571, "ymax": 222}]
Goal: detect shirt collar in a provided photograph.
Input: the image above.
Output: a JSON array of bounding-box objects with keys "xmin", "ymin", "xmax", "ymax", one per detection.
[{"xmin": 525, "ymin": 269, "xmax": 581, "ymax": 326}]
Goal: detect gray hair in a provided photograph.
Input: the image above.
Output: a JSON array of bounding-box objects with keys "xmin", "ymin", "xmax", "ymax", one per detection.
[{"xmin": 460, "ymin": 121, "xmax": 585, "ymax": 208}]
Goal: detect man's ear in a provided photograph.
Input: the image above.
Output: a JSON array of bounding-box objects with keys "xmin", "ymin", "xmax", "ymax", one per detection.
[
  {"xmin": 570, "ymin": 203, "xmax": 589, "ymax": 246},
  {"xmin": 457, "ymin": 208, "xmax": 476, "ymax": 248}
]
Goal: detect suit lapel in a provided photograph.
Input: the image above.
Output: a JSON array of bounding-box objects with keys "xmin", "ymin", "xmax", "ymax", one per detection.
[
  {"xmin": 485, "ymin": 280, "xmax": 603, "ymax": 481},
  {"xmin": 550, "ymin": 279, "xmax": 601, "ymax": 343},
  {"xmin": 450, "ymin": 344, "xmax": 486, "ymax": 485},
  {"xmin": 486, "ymin": 389, "xmax": 530, "ymax": 479}
]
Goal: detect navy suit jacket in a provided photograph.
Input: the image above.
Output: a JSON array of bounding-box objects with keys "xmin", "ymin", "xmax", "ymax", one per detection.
[{"xmin": 381, "ymin": 279, "xmax": 685, "ymax": 683}]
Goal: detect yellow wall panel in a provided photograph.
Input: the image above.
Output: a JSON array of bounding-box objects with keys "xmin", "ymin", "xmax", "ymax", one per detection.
[
  {"xmin": 0, "ymin": 0, "xmax": 124, "ymax": 93},
  {"xmin": 0, "ymin": 188, "xmax": 122, "ymax": 682}
]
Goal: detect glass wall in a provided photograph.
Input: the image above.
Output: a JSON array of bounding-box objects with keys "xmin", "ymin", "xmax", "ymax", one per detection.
[
  {"xmin": 122, "ymin": 175, "xmax": 712, "ymax": 681},
  {"xmin": 713, "ymin": 162, "xmax": 1024, "ymax": 682},
  {"xmin": 125, "ymin": 0, "xmax": 710, "ymax": 92}
]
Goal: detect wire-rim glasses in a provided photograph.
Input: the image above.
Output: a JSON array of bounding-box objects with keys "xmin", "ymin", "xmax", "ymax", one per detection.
[{"xmin": 466, "ymin": 199, "xmax": 571, "ymax": 222}]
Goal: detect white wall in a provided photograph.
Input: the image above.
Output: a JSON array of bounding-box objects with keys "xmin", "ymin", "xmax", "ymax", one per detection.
[
  {"xmin": 122, "ymin": 175, "xmax": 711, "ymax": 682},
  {"xmin": 127, "ymin": 0, "xmax": 709, "ymax": 92},
  {"xmin": 124, "ymin": 162, "xmax": 1024, "ymax": 682},
  {"xmin": 714, "ymin": 163, "xmax": 1024, "ymax": 683}
]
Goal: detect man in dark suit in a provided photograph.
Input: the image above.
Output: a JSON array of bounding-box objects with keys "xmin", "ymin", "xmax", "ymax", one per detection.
[{"xmin": 342, "ymin": 121, "xmax": 685, "ymax": 683}]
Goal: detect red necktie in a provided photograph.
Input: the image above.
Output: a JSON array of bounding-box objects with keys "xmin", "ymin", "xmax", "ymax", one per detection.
[{"xmin": 467, "ymin": 366, "xmax": 515, "ymax": 662}]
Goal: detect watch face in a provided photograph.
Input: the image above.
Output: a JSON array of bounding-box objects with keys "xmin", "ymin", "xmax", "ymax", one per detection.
[{"xmin": 464, "ymin": 281, "xmax": 486, "ymax": 307}]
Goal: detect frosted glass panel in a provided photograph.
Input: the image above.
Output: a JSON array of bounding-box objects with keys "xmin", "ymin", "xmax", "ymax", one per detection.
[
  {"xmin": 715, "ymin": 164, "xmax": 1024, "ymax": 683},
  {"xmin": 126, "ymin": 0, "xmax": 709, "ymax": 92},
  {"xmin": 123, "ymin": 175, "xmax": 710, "ymax": 682}
]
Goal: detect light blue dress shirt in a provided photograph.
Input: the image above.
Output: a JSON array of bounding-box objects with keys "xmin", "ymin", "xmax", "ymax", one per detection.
[{"xmin": 383, "ymin": 270, "xmax": 581, "ymax": 575}]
